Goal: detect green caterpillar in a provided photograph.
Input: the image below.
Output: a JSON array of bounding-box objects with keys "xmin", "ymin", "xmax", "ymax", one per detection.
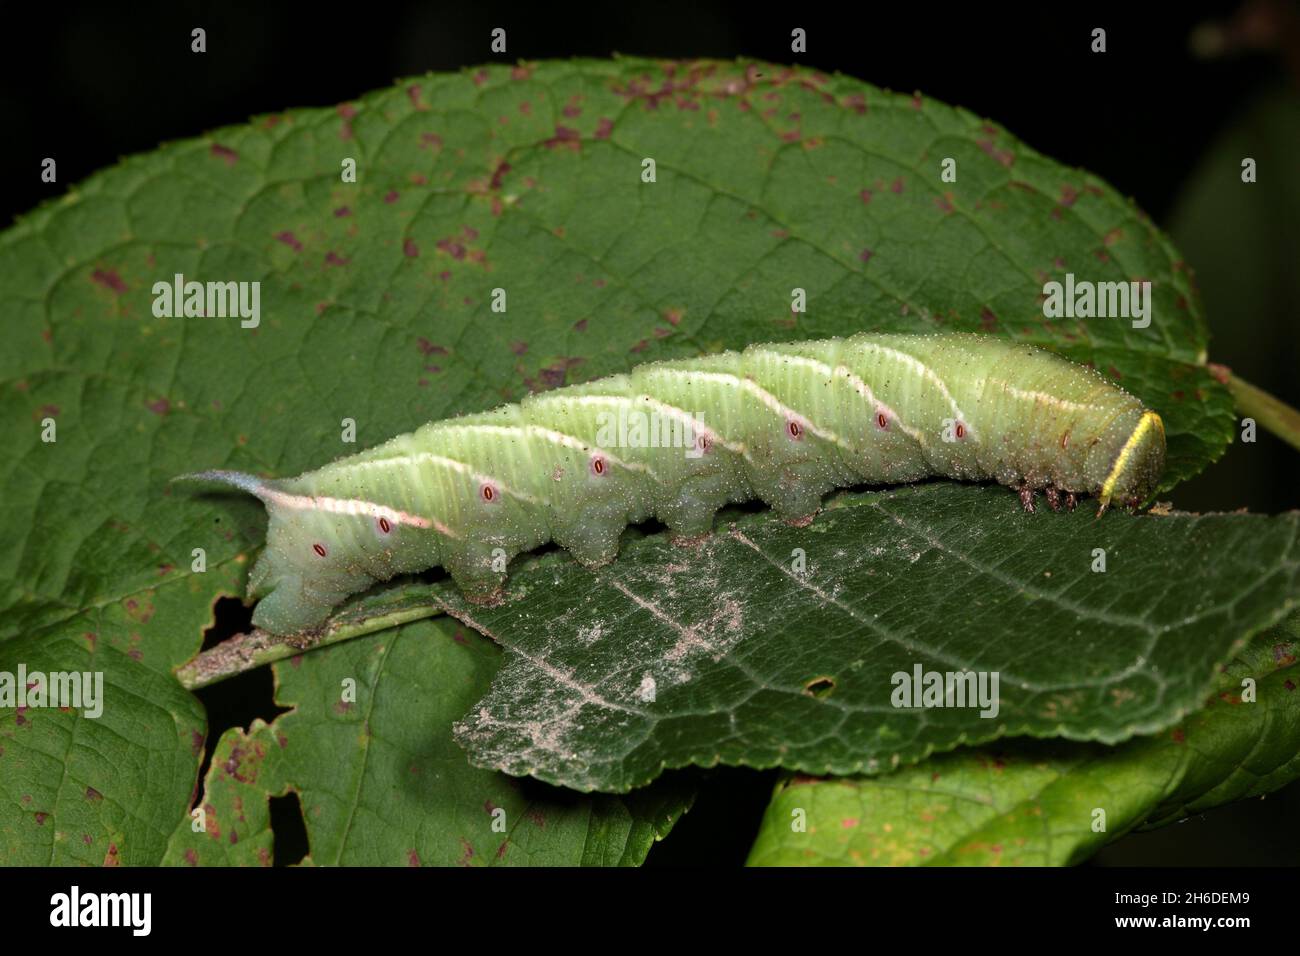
[{"xmin": 182, "ymin": 333, "xmax": 1165, "ymax": 635}]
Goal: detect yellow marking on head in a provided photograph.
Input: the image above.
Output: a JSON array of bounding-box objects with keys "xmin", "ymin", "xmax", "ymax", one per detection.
[{"xmin": 1099, "ymin": 410, "xmax": 1164, "ymax": 504}]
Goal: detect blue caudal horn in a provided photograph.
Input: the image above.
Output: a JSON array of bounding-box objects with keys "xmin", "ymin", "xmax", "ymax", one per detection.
[{"xmin": 171, "ymin": 469, "xmax": 277, "ymax": 501}]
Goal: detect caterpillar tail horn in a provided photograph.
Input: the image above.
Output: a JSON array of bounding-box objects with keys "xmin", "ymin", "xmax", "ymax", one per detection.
[
  {"xmin": 171, "ymin": 469, "xmax": 279, "ymax": 501},
  {"xmin": 173, "ymin": 469, "xmax": 353, "ymax": 634}
]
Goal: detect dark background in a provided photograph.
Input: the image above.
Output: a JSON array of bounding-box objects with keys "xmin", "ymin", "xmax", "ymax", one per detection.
[{"xmin": 3, "ymin": 0, "xmax": 1298, "ymax": 866}]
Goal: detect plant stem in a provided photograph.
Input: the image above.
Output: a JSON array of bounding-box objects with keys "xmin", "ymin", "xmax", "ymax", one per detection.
[
  {"xmin": 175, "ymin": 602, "xmax": 443, "ymax": 690},
  {"xmin": 1222, "ymin": 370, "xmax": 1300, "ymax": 453}
]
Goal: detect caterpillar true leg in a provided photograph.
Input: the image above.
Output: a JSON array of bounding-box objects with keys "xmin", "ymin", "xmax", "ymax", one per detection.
[
  {"xmin": 1017, "ymin": 482, "xmax": 1037, "ymax": 513},
  {"xmin": 1045, "ymin": 485, "xmax": 1062, "ymax": 512}
]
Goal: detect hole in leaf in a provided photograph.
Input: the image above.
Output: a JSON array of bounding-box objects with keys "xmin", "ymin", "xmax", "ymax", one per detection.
[
  {"xmin": 270, "ymin": 791, "xmax": 308, "ymax": 866},
  {"xmin": 803, "ymin": 675, "xmax": 836, "ymax": 699},
  {"xmin": 191, "ymin": 666, "xmax": 291, "ymax": 811},
  {"xmin": 201, "ymin": 594, "xmax": 253, "ymax": 651}
]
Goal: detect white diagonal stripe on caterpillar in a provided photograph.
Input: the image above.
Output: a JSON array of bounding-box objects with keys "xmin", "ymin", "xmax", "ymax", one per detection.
[
  {"xmin": 560, "ymin": 393, "xmax": 748, "ymax": 458},
  {"xmin": 257, "ymin": 484, "xmax": 458, "ymax": 538},
  {"xmin": 853, "ymin": 341, "xmax": 970, "ymax": 432},
  {"xmin": 749, "ymin": 350, "xmax": 930, "ymax": 447},
  {"xmin": 436, "ymin": 420, "xmax": 659, "ymax": 478},
  {"xmin": 641, "ymin": 368, "xmax": 853, "ymax": 451},
  {"xmin": 993, "ymin": 381, "xmax": 1110, "ymax": 414},
  {"xmin": 336, "ymin": 453, "xmax": 542, "ymax": 505},
  {"xmin": 173, "ymin": 470, "xmax": 459, "ymax": 538}
]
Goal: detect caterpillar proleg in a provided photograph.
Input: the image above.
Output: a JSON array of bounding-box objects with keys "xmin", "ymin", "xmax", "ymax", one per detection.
[{"xmin": 180, "ymin": 333, "xmax": 1165, "ymax": 634}]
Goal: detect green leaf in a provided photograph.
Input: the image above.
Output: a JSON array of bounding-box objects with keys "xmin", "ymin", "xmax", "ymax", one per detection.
[
  {"xmin": 160, "ymin": 619, "xmax": 689, "ymax": 866},
  {"xmin": 0, "ymin": 564, "xmax": 240, "ymax": 865},
  {"xmin": 447, "ymin": 485, "xmax": 1300, "ymax": 792},
  {"xmin": 745, "ymin": 614, "xmax": 1300, "ymax": 866},
  {"xmin": 0, "ymin": 57, "xmax": 1258, "ymax": 857}
]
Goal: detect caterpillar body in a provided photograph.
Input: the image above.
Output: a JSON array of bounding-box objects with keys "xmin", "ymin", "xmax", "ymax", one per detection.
[{"xmin": 183, "ymin": 333, "xmax": 1165, "ymax": 635}]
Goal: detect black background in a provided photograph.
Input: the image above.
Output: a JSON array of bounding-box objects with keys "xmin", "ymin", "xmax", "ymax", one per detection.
[
  {"xmin": 3, "ymin": 0, "xmax": 1298, "ymax": 867},
  {"xmin": 0, "ymin": 2, "xmax": 1276, "ymax": 227}
]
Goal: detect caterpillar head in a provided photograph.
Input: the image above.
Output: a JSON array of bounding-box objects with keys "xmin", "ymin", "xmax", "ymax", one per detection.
[{"xmin": 1097, "ymin": 410, "xmax": 1166, "ymax": 515}]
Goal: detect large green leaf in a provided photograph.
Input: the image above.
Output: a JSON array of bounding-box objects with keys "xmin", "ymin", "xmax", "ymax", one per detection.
[
  {"xmin": 0, "ymin": 580, "xmax": 689, "ymax": 865},
  {"xmin": 160, "ymin": 618, "xmax": 689, "ymax": 866},
  {"xmin": 745, "ymin": 614, "xmax": 1300, "ymax": 866},
  {"xmin": 446, "ymin": 485, "xmax": 1300, "ymax": 791},
  {"xmin": 0, "ymin": 561, "xmax": 241, "ymax": 864},
  {"xmin": 0, "ymin": 57, "xmax": 1267, "ymax": 858}
]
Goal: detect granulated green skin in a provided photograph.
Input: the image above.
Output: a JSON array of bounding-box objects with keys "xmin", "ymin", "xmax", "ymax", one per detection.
[{"xmin": 186, "ymin": 332, "xmax": 1165, "ymax": 634}]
